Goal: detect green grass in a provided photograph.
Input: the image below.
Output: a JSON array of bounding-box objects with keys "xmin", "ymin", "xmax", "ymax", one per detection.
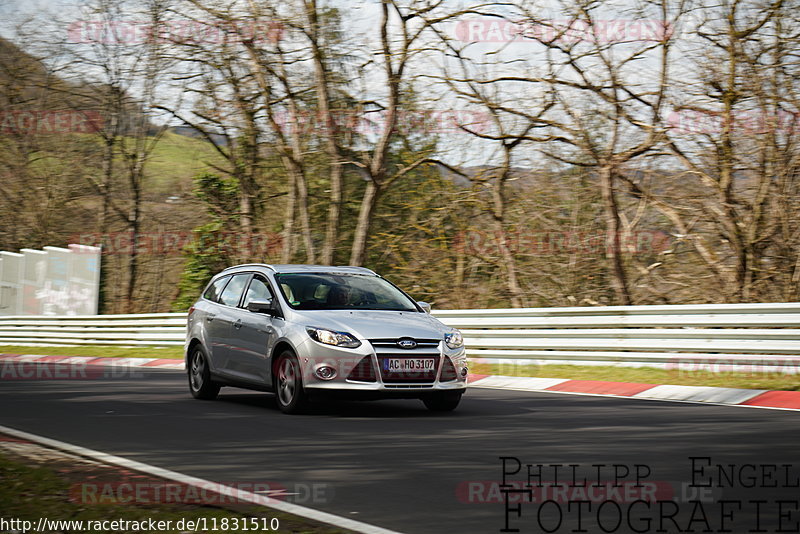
[
  {"xmin": 145, "ymin": 131, "xmax": 227, "ymax": 194},
  {"xmin": 0, "ymin": 450, "xmax": 348, "ymax": 533},
  {"xmin": 0, "ymin": 345, "xmax": 184, "ymax": 359},
  {"xmin": 469, "ymin": 362, "xmax": 800, "ymax": 391},
  {"xmin": 1, "ymin": 130, "xmax": 226, "ymax": 197}
]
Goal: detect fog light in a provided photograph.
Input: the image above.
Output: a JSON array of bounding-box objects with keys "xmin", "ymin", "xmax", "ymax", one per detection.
[
  {"xmin": 314, "ymin": 365, "xmax": 337, "ymax": 380},
  {"xmin": 461, "ymin": 367, "xmax": 468, "ymax": 377}
]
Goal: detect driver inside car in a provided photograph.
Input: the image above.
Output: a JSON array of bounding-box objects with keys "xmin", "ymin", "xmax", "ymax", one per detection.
[{"xmin": 327, "ymin": 284, "xmax": 352, "ymax": 306}]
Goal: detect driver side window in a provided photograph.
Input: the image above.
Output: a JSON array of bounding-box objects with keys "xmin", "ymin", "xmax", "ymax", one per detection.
[{"xmin": 243, "ymin": 275, "xmax": 273, "ymax": 308}]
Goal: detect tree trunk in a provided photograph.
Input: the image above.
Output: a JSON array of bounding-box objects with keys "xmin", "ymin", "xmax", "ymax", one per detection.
[
  {"xmin": 306, "ymin": 0, "xmax": 343, "ymax": 265},
  {"xmin": 239, "ymin": 189, "xmax": 252, "ymax": 261},
  {"xmin": 322, "ymin": 164, "xmax": 342, "ymax": 264},
  {"xmin": 296, "ymin": 170, "xmax": 316, "ymax": 264},
  {"xmin": 125, "ymin": 190, "xmax": 141, "ymax": 313},
  {"xmin": 490, "ymin": 166, "xmax": 525, "ymax": 307},
  {"xmin": 281, "ymin": 165, "xmax": 298, "ymax": 264},
  {"xmin": 599, "ymin": 165, "xmax": 632, "ymax": 305},
  {"xmin": 492, "ymin": 221, "xmax": 525, "ymax": 307},
  {"xmin": 349, "ymin": 181, "xmax": 381, "ymax": 266}
]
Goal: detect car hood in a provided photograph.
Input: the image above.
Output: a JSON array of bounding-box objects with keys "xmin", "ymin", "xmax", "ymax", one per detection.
[{"xmin": 291, "ymin": 309, "xmax": 450, "ymax": 341}]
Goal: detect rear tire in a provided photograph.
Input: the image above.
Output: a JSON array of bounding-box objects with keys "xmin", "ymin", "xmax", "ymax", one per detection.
[
  {"xmin": 188, "ymin": 346, "xmax": 220, "ymax": 400},
  {"xmin": 422, "ymin": 391, "xmax": 463, "ymax": 412},
  {"xmin": 273, "ymin": 350, "xmax": 308, "ymax": 414}
]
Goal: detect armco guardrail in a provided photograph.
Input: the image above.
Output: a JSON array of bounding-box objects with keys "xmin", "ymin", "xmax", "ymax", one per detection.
[
  {"xmin": 0, "ymin": 313, "xmax": 187, "ymax": 346},
  {"xmin": 434, "ymin": 303, "xmax": 800, "ymax": 372},
  {"xmin": 1, "ymin": 303, "xmax": 800, "ymax": 372}
]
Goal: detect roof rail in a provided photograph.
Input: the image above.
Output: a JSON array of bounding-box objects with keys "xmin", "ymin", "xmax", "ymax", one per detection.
[
  {"xmin": 221, "ymin": 263, "xmax": 276, "ymax": 272},
  {"xmin": 335, "ymin": 265, "xmax": 377, "ymax": 275},
  {"xmin": 220, "ymin": 264, "xmax": 377, "ymax": 275}
]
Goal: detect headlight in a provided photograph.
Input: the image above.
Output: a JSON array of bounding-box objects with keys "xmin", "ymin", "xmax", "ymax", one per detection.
[
  {"xmin": 444, "ymin": 331, "xmax": 463, "ymax": 349},
  {"xmin": 306, "ymin": 327, "xmax": 362, "ymax": 349}
]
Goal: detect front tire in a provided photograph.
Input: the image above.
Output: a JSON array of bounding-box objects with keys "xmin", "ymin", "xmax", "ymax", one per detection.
[
  {"xmin": 188, "ymin": 346, "xmax": 220, "ymax": 400},
  {"xmin": 273, "ymin": 351, "xmax": 308, "ymax": 414},
  {"xmin": 422, "ymin": 391, "xmax": 463, "ymax": 412}
]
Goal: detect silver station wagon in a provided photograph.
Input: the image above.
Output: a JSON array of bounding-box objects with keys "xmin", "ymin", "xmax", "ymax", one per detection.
[{"xmin": 185, "ymin": 264, "xmax": 468, "ymax": 413}]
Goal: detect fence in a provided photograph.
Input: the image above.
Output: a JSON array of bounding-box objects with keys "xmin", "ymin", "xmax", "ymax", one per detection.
[
  {"xmin": 1, "ymin": 303, "xmax": 799, "ymax": 373},
  {"xmin": 0, "ymin": 313, "xmax": 186, "ymax": 346}
]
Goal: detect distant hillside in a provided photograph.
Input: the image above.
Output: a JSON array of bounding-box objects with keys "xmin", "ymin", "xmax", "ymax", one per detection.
[
  {"xmin": 144, "ymin": 131, "xmax": 228, "ymax": 195},
  {"xmin": 0, "ymin": 37, "xmax": 68, "ymax": 108},
  {"xmin": 0, "ymin": 36, "xmax": 157, "ymax": 135},
  {"xmin": 168, "ymin": 125, "xmax": 228, "ymax": 147},
  {"xmin": 436, "ymin": 162, "xmax": 546, "ymax": 188}
]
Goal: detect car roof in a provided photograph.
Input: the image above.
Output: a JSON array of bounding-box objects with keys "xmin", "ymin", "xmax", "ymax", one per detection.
[{"xmin": 221, "ymin": 264, "xmax": 378, "ymax": 276}]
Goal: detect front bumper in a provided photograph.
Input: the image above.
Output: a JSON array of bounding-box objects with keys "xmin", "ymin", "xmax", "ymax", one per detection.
[{"xmin": 295, "ymin": 337, "xmax": 468, "ymax": 393}]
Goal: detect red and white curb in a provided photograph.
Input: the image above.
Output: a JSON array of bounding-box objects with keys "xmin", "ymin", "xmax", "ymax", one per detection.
[
  {"xmin": 2, "ymin": 354, "xmax": 798, "ymax": 411},
  {"xmin": 467, "ymin": 375, "xmax": 800, "ymax": 411}
]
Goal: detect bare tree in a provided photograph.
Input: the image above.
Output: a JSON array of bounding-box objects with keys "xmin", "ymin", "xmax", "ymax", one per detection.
[
  {"xmin": 345, "ymin": 0, "xmax": 481, "ymax": 266},
  {"xmin": 40, "ymin": 0, "xmax": 176, "ymax": 312},
  {"xmin": 441, "ymin": 0, "xmax": 683, "ymax": 304},
  {"xmin": 662, "ymin": 0, "xmax": 799, "ymax": 302}
]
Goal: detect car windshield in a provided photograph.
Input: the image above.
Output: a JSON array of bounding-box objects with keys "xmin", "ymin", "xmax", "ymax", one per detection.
[{"xmin": 275, "ymin": 273, "xmax": 419, "ymax": 311}]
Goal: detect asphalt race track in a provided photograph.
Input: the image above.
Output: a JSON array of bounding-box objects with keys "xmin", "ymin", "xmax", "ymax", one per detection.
[{"xmin": 0, "ymin": 368, "xmax": 797, "ymax": 534}]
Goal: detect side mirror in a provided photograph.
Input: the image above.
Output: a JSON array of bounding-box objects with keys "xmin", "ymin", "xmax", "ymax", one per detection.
[
  {"xmin": 247, "ymin": 298, "xmax": 274, "ymax": 315},
  {"xmin": 417, "ymin": 301, "xmax": 432, "ymax": 314}
]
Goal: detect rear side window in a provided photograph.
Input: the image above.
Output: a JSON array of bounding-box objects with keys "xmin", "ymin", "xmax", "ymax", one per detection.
[
  {"xmin": 218, "ymin": 273, "xmax": 251, "ymax": 307},
  {"xmin": 203, "ymin": 275, "xmax": 231, "ymax": 303}
]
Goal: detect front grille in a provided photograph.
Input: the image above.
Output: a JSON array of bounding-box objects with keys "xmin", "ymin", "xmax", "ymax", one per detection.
[
  {"xmin": 347, "ymin": 356, "xmax": 377, "ymax": 382},
  {"xmin": 369, "ymin": 338, "xmax": 440, "ymax": 349},
  {"xmin": 368, "ymin": 337, "xmax": 442, "ymax": 384},
  {"xmin": 384, "ymin": 384, "xmax": 434, "ymax": 389}
]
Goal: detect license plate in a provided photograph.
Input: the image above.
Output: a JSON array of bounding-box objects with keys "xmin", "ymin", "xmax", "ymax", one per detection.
[{"xmin": 383, "ymin": 358, "xmax": 435, "ymax": 372}]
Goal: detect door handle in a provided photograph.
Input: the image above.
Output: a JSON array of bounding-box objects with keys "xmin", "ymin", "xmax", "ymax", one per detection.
[
  {"xmin": 234, "ymin": 319, "xmax": 243, "ymax": 329},
  {"xmin": 206, "ymin": 314, "xmax": 216, "ymax": 322}
]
